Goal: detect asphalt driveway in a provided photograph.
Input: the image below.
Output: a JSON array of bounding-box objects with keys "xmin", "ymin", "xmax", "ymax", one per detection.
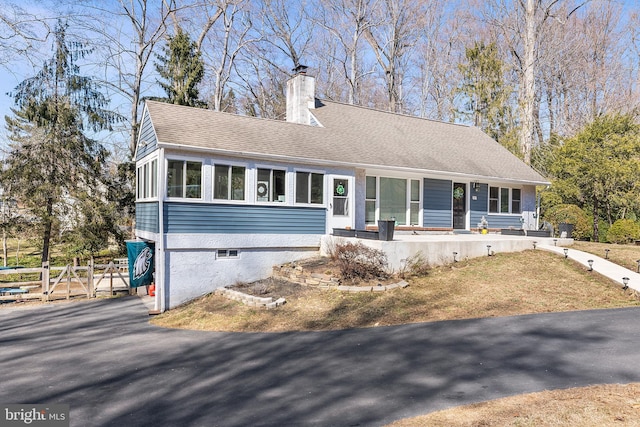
[{"xmin": 1, "ymin": 297, "xmax": 640, "ymax": 426}]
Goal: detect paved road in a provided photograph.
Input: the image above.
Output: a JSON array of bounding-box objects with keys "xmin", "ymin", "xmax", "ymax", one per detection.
[{"xmin": 1, "ymin": 297, "xmax": 640, "ymax": 427}]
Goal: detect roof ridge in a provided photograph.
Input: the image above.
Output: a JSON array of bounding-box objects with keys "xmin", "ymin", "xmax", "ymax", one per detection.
[
  {"xmin": 145, "ymin": 100, "xmax": 305, "ymax": 127},
  {"xmin": 317, "ymin": 99, "xmax": 474, "ymax": 128}
]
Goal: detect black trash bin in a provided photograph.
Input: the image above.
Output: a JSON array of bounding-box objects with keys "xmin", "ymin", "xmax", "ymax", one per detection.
[
  {"xmin": 558, "ymin": 223, "xmax": 574, "ymax": 238},
  {"xmin": 378, "ymin": 220, "xmax": 395, "ymax": 241}
]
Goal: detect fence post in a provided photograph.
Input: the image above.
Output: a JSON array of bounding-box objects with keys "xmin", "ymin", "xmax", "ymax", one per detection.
[
  {"xmin": 66, "ymin": 264, "xmax": 71, "ymax": 300},
  {"xmin": 109, "ymin": 262, "xmax": 114, "ymax": 296},
  {"xmin": 88, "ymin": 259, "xmax": 94, "ymax": 298},
  {"xmin": 42, "ymin": 262, "xmax": 49, "ymax": 302}
]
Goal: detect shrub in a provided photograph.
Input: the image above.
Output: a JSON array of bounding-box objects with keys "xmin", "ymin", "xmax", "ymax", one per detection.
[
  {"xmin": 399, "ymin": 251, "xmax": 430, "ymax": 279},
  {"xmin": 334, "ymin": 242, "xmax": 388, "ymax": 282},
  {"xmin": 606, "ymin": 219, "xmax": 640, "ymax": 244},
  {"xmin": 543, "ymin": 204, "xmax": 592, "ymax": 240}
]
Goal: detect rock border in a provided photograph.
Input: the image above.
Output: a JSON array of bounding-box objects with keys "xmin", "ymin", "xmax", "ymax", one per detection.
[
  {"xmin": 272, "ymin": 263, "xmax": 409, "ymax": 292},
  {"xmin": 214, "ymin": 288, "xmax": 286, "ymax": 309}
]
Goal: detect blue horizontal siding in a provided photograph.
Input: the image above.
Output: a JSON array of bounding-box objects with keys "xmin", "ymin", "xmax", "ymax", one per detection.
[
  {"xmin": 470, "ymin": 183, "xmax": 524, "ymax": 229},
  {"xmin": 424, "ymin": 178, "xmax": 452, "ymax": 228},
  {"xmin": 485, "ymin": 215, "xmax": 524, "ymax": 229},
  {"xmin": 136, "ymin": 108, "xmax": 158, "ymax": 161},
  {"xmin": 164, "ymin": 203, "xmax": 327, "ymax": 234},
  {"xmin": 470, "ymin": 183, "xmax": 488, "ymax": 227},
  {"xmin": 136, "ymin": 202, "xmax": 159, "ymax": 233}
]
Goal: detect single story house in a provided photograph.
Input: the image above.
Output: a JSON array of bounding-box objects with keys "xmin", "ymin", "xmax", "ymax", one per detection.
[{"xmin": 134, "ymin": 70, "xmax": 548, "ymax": 311}]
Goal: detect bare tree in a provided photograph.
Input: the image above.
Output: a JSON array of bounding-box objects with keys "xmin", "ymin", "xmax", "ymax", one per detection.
[
  {"xmin": 313, "ymin": 0, "xmax": 377, "ymax": 105},
  {"xmin": 475, "ymin": 0, "xmax": 589, "ymax": 163},
  {"xmin": 256, "ymin": 0, "xmax": 315, "ymax": 71},
  {"xmin": 195, "ymin": 0, "xmax": 259, "ymax": 112},
  {"xmin": 0, "ymin": 3, "xmax": 55, "ymax": 68},
  {"xmin": 72, "ymin": 0, "xmax": 177, "ymax": 157},
  {"xmin": 362, "ymin": 0, "xmax": 423, "ymax": 113}
]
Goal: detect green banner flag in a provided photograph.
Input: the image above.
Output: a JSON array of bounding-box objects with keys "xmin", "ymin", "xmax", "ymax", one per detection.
[{"xmin": 126, "ymin": 241, "xmax": 155, "ymax": 288}]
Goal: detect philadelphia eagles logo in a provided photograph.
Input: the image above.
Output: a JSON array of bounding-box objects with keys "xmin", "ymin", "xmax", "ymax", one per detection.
[{"xmin": 133, "ymin": 247, "xmax": 152, "ymax": 280}]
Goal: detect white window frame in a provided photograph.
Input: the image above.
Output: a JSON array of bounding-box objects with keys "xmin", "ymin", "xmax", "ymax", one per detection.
[
  {"xmin": 136, "ymin": 157, "xmax": 158, "ymax": 201},
  {"xmin": 255, "ymin": 166, "xmax": 287, "ymax": 203},
  {"xmin": 213, "ymin": 162, "xmax": 247, "ymax": 203},
  {"xmin": 488, "ymin": 186, "xmax": 522, "ymax": 214},
  {"xmin": 294, "ymin": 169, "xmax": 325, "ymax": 205},
  {"xmin": 166, "ymin": 158, "xmax": 203, "ymax": 200},
  {"xmin": 216, "ymin": 249, "xmax": 239, "ymax": 259},
  {"xmin": 365, "ymin": 174, "xmax": 422, "ymax": 226}
]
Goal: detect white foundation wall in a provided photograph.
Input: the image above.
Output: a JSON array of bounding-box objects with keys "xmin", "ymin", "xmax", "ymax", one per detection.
[
  {"xmin": 321, "ymin": 235, "xmax": 573, "ymax": 272},
  {"xmin": 165, "ymin": 247, "xmax": 318, "ymax": 309},
  {"xmin": 163, "ymin": 233, "xmax": 322, "ymax": 309}
]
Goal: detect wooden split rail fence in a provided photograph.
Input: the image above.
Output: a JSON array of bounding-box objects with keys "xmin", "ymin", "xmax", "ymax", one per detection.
[{"xmin": 0, "ymin": 260, "xmax": 131, "ymax": 302}]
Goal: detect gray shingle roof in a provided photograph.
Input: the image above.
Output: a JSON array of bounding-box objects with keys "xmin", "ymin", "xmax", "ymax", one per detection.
[{"xmin": 145, "ymin": 99, "xmax": 548, "ymax": 185}]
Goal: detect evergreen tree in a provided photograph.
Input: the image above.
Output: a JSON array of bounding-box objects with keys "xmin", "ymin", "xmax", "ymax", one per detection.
[
  {"xmin": 1, "ymin": 21, "xmax": 121, "ymax": 264},
  {"xmin": 154, "ymin": 28, "xmax": 205, "ymax": 107},
  {"xmin": 456, "ymin": 42, "xmax": 514, "ymax": 147},
  {"xmin": 545, "ymin": 114, "xmax": 640, "ymax": 241}
]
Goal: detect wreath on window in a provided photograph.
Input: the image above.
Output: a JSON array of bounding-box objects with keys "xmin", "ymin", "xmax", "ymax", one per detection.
[
  {"xmin": 257, "ymin": 182, "xmax": 269, "ymax": 197},
  {"xmin": 453, "ymin": 187, "xmax": 464, "ymax": 200}
]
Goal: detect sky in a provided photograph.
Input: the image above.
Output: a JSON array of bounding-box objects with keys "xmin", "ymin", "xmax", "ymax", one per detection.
[{"xmin": 0, "ymin": 0, "xmax": 638, "ymax": 154}]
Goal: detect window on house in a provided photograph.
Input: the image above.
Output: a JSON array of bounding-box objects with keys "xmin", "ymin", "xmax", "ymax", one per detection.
[
  {"xmin": 150, "ymin": 159, "xmax": 157, "ymax": 197},
  {"xmin": 167, "ymin": 160, "xmax": 202, "ymax": 198},
  {"xmin": 217, "ymin": 249, "xmax": 239, "ymax": 259},
  {"xmin": 365, "ymin": 176, "xmax": 376, "ymax": 224},
  {"xmin": 257, "ymin": 168, "xmax": 286, "ymax": 202},
  {"xmin": 489, "ymin": 186, "xmax": 521, "ymax": 214},
  {"xmin": 369, "ymin": 177, "xmax": 421, "ymax": 226},
  {"xmin": 410, "ymin": 179, "xmax": 420, "ymax": 225},
  {"xmin": 214, "ymin": 164, "xmax": 246, "ymax": 201},
  {"xmin": 136, "ymin": 159, "xmax": 158, "ymax": 200},
  {"xmin": 295, "ymin": 172, "xmax": 324, "ymax": 204},
  {"xmin": 380, "ymin": 177, "xmax": 407, "ymax": 224},
  {"xmin": 136, "ymin": 166, "xmax": 143, "ymax": 199},
  {"xmin": 511, "ymin": 189, "xmax": 521, "ymax": 214}
]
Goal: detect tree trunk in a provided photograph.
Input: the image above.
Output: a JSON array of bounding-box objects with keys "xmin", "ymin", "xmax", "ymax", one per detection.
[
  {"xmin": 42, "ymin": 198, "xmax": 54, "ymax": 264},
  {"xmin": 2, "ymin": 228, "xmax": 7, "ymax": 267},
  {"xmin": 520, "ymin": 0, "xmax": 536, "ymax": 165},
  {"xmin": 592, "ymin": 196, "xmax": 599, "ymax": 242}
]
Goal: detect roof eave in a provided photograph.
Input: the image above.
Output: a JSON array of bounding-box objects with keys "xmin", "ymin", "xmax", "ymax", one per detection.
[{"xmin": 158, "ymin": 141, "xmax": 550, "ymax": 186}]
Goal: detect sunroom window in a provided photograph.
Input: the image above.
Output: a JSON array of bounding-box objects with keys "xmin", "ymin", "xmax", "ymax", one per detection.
[
  {"xmin": 214, "ymin": 164, "xmax": 245, "ymax": 201},
  {"xmin": 136, "ymin": 159, "xmax": 157, "ymax": 200},
  {"xmin": 257, "ymin": 168, "xmax": 286, "ymax": 202},
  {"xmin": 167, "ymin": 160, "xmax": 202, "ymax": 198},
  {"xmin": 295, "ymin": 172, "xmax": 324, "ymax": 204}
]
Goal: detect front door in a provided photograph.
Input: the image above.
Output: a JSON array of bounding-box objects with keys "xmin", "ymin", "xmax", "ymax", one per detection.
[
  {"xmin": 327, "ymin": 176, "xmax": 353, "ymax": 231},
  {"xmin": 453, "ymin": 182, "xmax": 467, "ymax": 230}
]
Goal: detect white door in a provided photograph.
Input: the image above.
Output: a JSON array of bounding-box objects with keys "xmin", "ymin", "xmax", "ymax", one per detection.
[{"xmin": 327, "ymin": 175, "xmax": 354, "ymax": 231}]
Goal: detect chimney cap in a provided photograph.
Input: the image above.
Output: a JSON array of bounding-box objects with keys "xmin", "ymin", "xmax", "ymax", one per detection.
[{"xmin": 292, "ymin": 64, "xmax": 308, "ymax": 74}]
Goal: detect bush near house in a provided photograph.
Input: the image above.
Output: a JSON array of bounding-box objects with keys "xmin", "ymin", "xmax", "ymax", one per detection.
[
  {"xmin": 333, "ymin": 242, "xmax": 388, "ymax": 282},
  {"xmin": 543, "ymin": 204, "xmax": 592, "ymax": 240},
  {"xmin": 606, "ymin": 219, "xmax": 640, "ymax": 244}
]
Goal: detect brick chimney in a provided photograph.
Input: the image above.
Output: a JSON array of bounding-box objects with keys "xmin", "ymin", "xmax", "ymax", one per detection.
[{"xmin": 286, "ymin": 65, "xmax": 315, "ymax": 125}]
